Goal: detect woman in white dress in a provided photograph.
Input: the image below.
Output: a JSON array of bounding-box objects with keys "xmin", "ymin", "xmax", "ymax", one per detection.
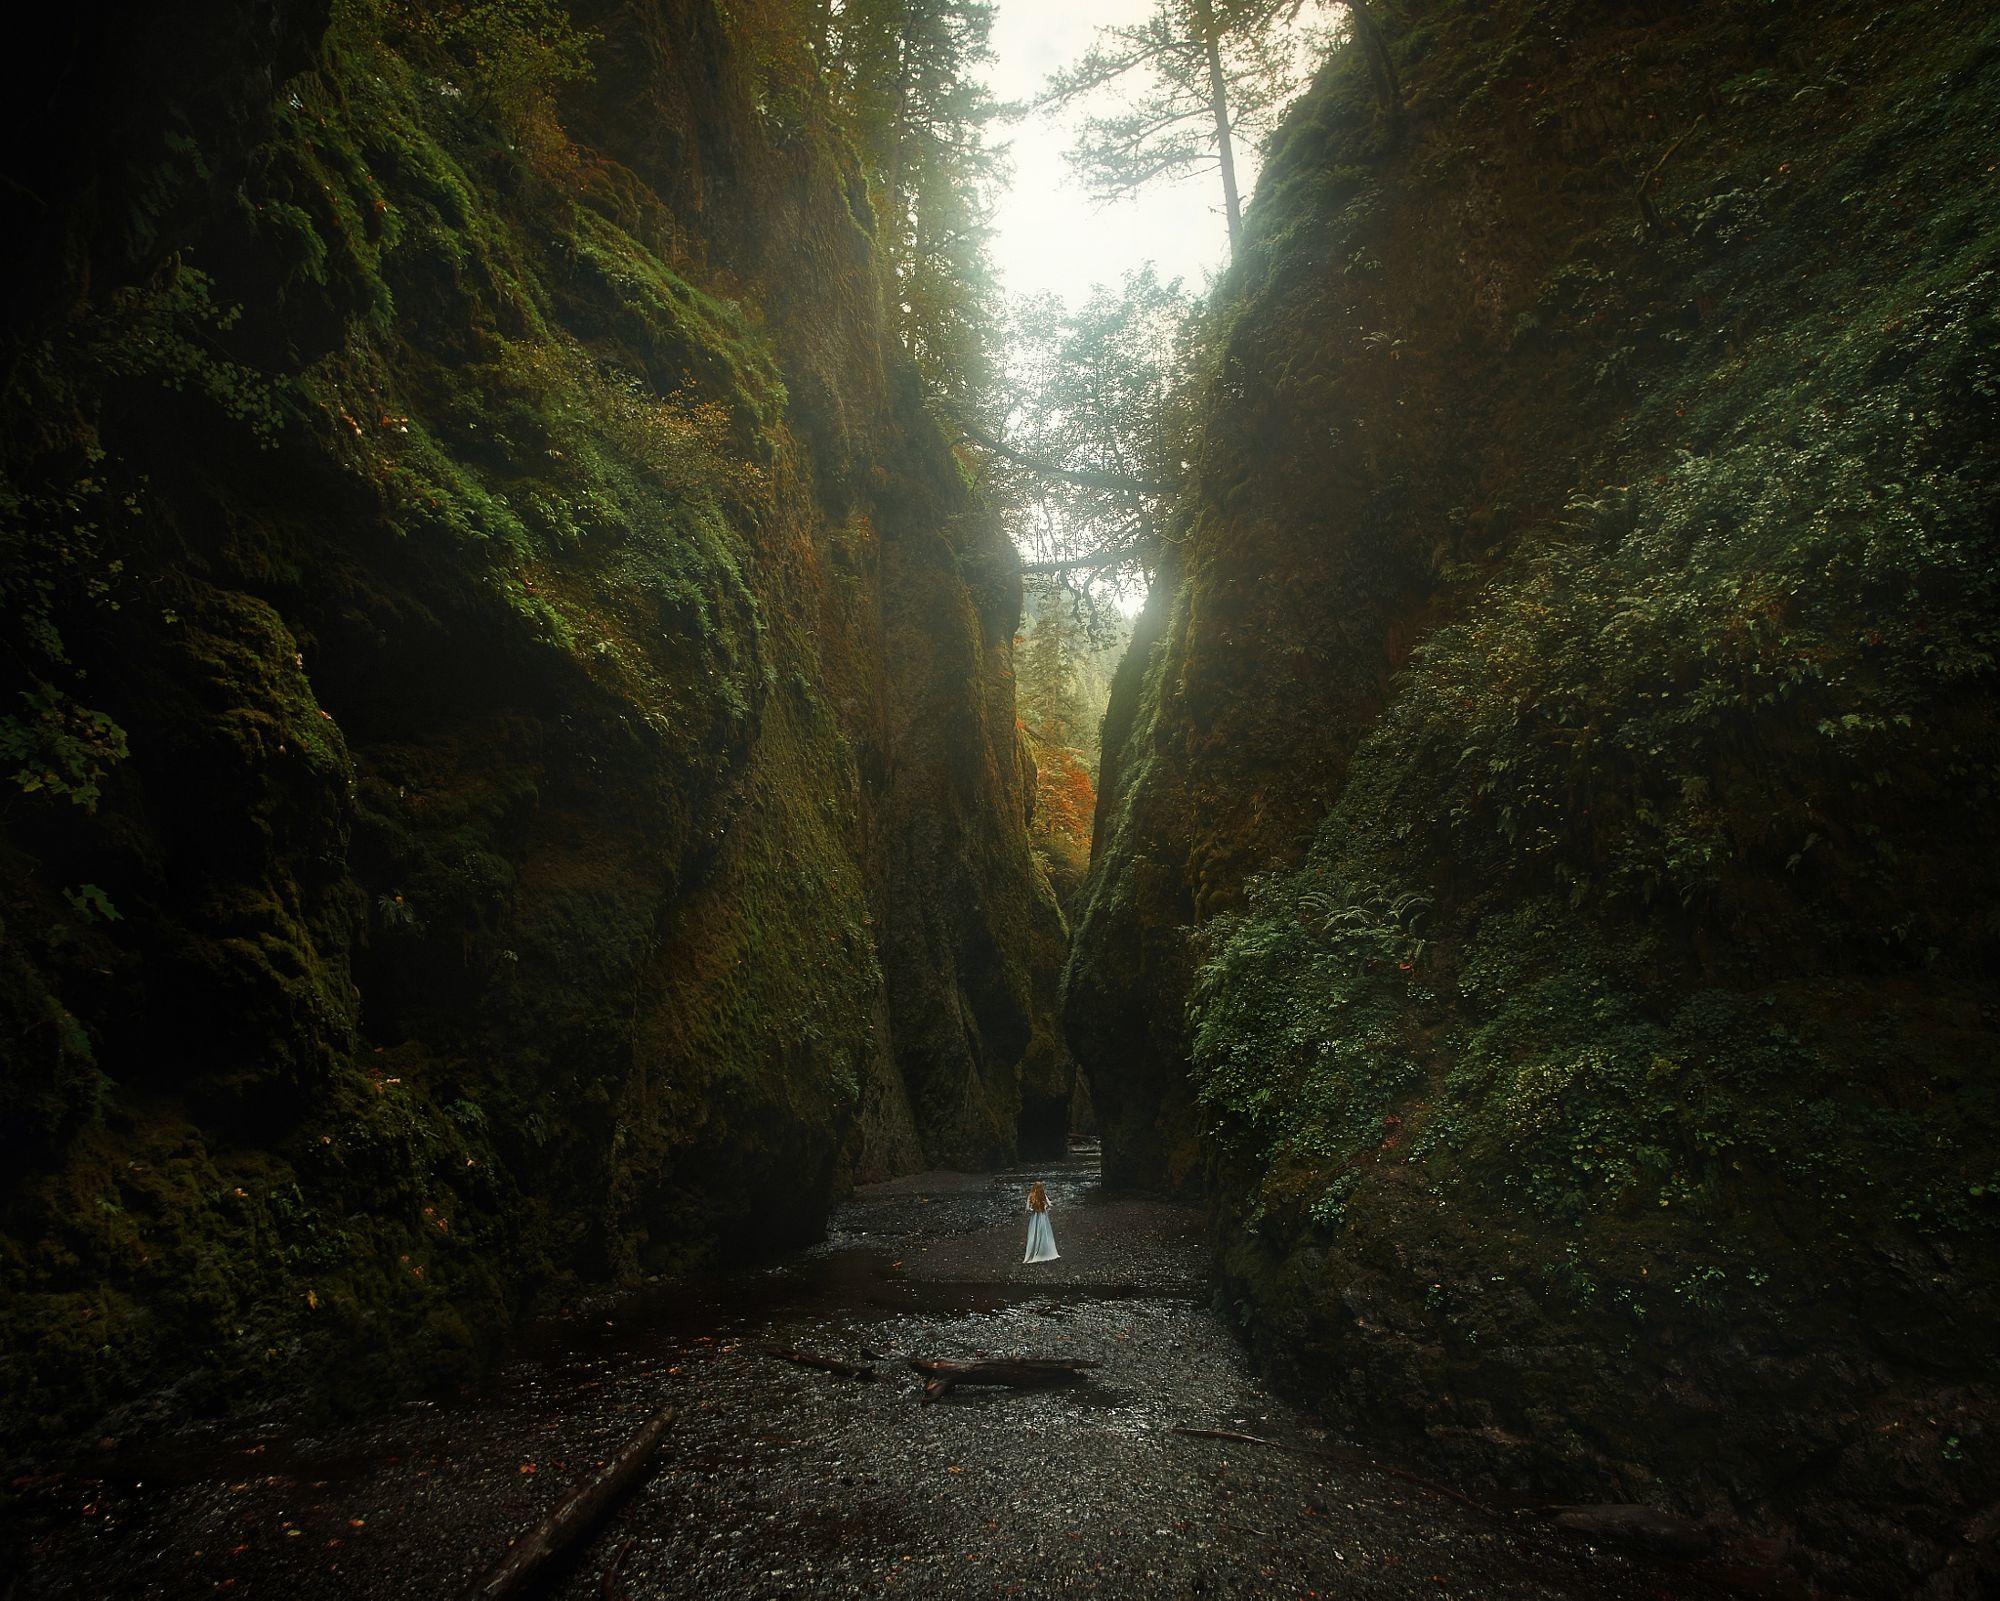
[{"xmin": 1023, "ymin": 1181, "xmax": 1059, "ymax": 1263}]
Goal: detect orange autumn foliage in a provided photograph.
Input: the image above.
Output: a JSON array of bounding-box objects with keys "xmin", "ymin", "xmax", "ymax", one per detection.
[{"xmin": 1036, "ymin": 740, "xmax": 1097, "ymax": 849}]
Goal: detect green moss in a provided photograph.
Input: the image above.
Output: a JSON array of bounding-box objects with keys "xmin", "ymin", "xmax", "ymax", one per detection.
[
  {"xmin": 1070, "ymin": 0, "xmax": 2000, "ymax": 1571},
  {"xmin": 1, "ymin": 0, "xmax": 1066, "ymax": 1459},
  {"xmin": 0, "ymin": 1059, "xmax": 531, "ymax": 1443},
  {"xmin": 564, "ymin": 206, "xmax": 787, "ymax": 442},
  {"xmin": 1141, "ymin": 0, "xmax": 2000, "ymax": 1236},
  {"xmin": 605, "ymin": 687, "xmax": 883, "ymax": 1267}
]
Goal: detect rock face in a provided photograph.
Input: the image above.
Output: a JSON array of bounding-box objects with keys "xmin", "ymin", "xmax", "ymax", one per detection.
[
  {"xmin": 1066, "ymin": 0, "xmax": 2000, "ymax": 1593},
  {"xmin": 0, "ymin": 0, "xmax": 1064, "ymax": 1447}
]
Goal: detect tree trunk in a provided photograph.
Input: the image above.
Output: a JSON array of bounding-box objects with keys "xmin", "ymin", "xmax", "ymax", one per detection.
[
  {"xmin": 958, "ymin": 419, "xmax": 1175, "ymax": 497},
  {"xmin": 1192, "ymin": 0, "xmax": 1242, "ymax": 250},
  {"xmin": 885, "ymin": 31, "xmax": 911, "ymax": 301},
  {"xmin": 1349, "ymin": 1, "xmax": 1405, "ymax": 128}
]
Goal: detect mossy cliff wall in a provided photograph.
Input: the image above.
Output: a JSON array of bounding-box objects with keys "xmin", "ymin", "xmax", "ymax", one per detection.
[
  {"xmin": 1066, "ymin": 0, "xmax": 1999, "ymax": 1591},
  {"xmin": 0, "ymin": 0, "xmax": 1064, "ymax": 1449}
]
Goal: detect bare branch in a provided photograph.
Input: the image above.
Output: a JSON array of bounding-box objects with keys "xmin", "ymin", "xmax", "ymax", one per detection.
[
  {"xmin": 1020, "ymin": 549, "xmax": 1142, "ymax": 575},
  {"xmin": 959, "ymin": 420, "xmax": 1177, "ymax": 498}
]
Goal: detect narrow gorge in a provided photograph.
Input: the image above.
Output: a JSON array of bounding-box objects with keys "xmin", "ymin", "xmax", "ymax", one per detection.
[{"xmin": 3, "ymin": 2, "xmax": 1995, "ymax": 1598}]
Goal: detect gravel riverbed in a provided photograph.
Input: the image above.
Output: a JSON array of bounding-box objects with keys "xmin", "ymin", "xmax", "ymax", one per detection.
[{"xmin": 10, "ymin": 1147, "xmax": 1745, "ymax": 1599}]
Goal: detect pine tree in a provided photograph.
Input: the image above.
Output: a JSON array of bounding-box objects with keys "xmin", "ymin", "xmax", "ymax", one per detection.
[
  {"xmin": 827, "ymin": 0, "xmax": 1006, "ymax": 411},
  {"xmin": 1039, "ymin": 0, "xmax": 1332, "ymax": 251},
  {"xmin": 1017, "ymin": 588, "xmax": 1089, "ymax": 748}
]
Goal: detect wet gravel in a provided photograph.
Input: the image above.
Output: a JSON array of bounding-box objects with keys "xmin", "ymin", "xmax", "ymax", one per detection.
[{"xmin": 10, "ymin": 1146, "xmax": 1735, "ymax": 1599}]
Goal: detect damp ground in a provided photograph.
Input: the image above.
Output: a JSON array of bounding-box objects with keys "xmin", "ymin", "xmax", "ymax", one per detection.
[{"xmin": 10, "ymin": 1146, "xmax": 1744, "ymax": 1599}]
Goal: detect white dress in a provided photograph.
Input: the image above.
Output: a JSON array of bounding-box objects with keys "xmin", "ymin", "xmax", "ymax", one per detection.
[{"xmin": 1024, "ymin": 1205, "xmax": 1059, "ymax": 1263}]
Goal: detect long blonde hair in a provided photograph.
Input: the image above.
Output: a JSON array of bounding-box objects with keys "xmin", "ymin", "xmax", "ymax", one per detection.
[{"xmin": 1028, "ymin": 1182, "xmax": 1048, "ymax": 1213}]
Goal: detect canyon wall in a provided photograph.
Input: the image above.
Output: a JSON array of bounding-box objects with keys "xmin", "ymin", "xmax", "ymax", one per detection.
[
  {"xmin": 0, "ymin": 0, "xmax": 1065, "ymax": 1448},
  {"xmin": 1066, "ymin": 1, "xmax": 2000, "ymax": 1591}
]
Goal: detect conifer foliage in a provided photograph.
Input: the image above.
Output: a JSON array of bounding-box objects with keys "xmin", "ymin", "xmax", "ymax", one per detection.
[
  {"xmin": 823, "ymin": 0, "xmax": 1006, "ymax": 414},
  {"xmin": 1039, "ymin": 0, "xmax": 1334, "ymax": 248},
  {"xmin": 1016, "ymin": 586, "xmax": 1106, "ymax": 907},
  {"xmin": 998, "ymin": 268, "xmax": 1202, "ymax": 612}
]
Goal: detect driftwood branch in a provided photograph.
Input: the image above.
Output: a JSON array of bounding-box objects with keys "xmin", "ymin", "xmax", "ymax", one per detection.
[
  {"xmin": 599, "ymin": 1536, "xmax": 635, "ymax": 1601},
  {"xmin": 767, "ymin": 1347, "xmax": 877, "ymax": 1381},
  {"xmin": 460, "ymin": 1406, "xmax": 675, "ymax": 1601},
  {"xmin": 1017, "ymin": 548, "xmax": 1141, "ymax": 576},
  {"xmin": 1173, "ymin": 1426, "xmax": 1292, "ymax": 1450},
  {"xmin": 908, "ymin": 1356, "xmax": 1100, "ymax": 1403}
]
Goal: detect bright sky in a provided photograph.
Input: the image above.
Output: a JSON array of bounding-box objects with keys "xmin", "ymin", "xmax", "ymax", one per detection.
[
  {"xmin": 982, "ymin": 0, "xmax": 1236, "ymax": 308},
  {"xmin": 981, "ymin": 2, "xmax": 1324, "ymax": 618}
]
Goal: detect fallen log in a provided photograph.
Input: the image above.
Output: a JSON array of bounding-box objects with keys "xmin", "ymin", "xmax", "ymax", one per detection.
[
  {"xmin": 460, "ymin": 1405, "xmax": 675, "ymax": 1601},
  {"xmin": 907, "ymin": 1357, "xmax": 1100, "ymax": 1403},
  {"xmin": 767, "ymin": 1347, "xmax": 877, "ymax": 1381}
]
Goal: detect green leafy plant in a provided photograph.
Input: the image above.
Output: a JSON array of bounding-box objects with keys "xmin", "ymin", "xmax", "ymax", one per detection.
[
  {"xmin": 87, "ymin": 262, "xmax": 288, "ymax": 444},
  {"xmin": 1296, "ymin": 883, "xmax": 1432, "ymax": 968},
  {"xmin": 60, "ymin": 885, "xmax": 123, "ymax": 924},
  {"xmin": 1, "ymin": 687, "xmax": 129, "ymax": 812}
]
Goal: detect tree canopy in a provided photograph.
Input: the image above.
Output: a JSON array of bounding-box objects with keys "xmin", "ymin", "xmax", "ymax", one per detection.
[
  {"xmin": 814, "ymin": 2, "xmax": 1334, "ymax": 628},
  {"xmin": 974, "ymin": 267, "xmax": 1204, "ymax": 620}
]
